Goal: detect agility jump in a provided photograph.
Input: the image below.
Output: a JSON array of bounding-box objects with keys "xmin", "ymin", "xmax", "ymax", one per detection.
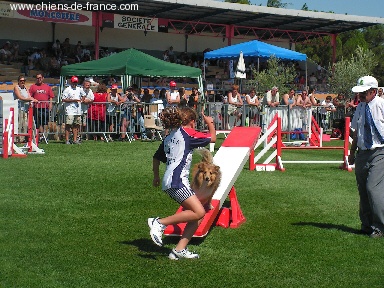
[
  {"xmin": 249, "ymin": 114, "xmax": 352, "ymax": 172},
  {"xmin": 164, "ymin": 126, "xmax": 261, "ymax": 237},
  {"xmin": 1, "ymin": 100, "xmax": 44, "ymax": 158}
]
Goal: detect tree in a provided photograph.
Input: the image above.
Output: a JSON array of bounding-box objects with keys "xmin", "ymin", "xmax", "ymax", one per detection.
[
  {"xmin": 266, "ymin": 0, "xmax": 289, "ymax": 8},
  {"xmin": 301, "ymin": 3, "xmax": 309, "ymax": 11},
  {"xmin": 339, "ymin": 30, "xmax": 368, "ymax": 59},
  {"xmin": 249, "ymin": 56, "xmax": 296, "ymax": 95},
  {"xmin": 328, "ymin": 46, "xmax": 377, "ymax": 97},
  {"xmin": 363, "ymin": 25, "xmax": 384, "ymax": 84},
  {"xmin": 295, "ymin": 36, "xmax": 342, "ymax": 68}
]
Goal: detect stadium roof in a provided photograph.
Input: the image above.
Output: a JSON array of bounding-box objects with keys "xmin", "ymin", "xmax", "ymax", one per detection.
[{"xmin": 16, "ymin": 0, "xmax": 384, "ymax": 41}]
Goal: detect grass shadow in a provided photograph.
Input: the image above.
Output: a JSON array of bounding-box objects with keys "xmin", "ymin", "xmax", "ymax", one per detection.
[
  {"xmin": 119, "ymin": 238, "xmax": 170, "ymax": 259},
  {"xmin": 292, "ymin": 221, "xmax": 363, "ymax": 235}
]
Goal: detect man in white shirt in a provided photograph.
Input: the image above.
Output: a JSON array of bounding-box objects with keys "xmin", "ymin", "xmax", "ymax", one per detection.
[
  {"xmin": 80, "ymin": 79, "xmax": 94, "ymax": 140},
  {"xmin": 62, "ymin": 76, "xmax": 85, "ymax": 144},
  {"xmin": 377, "ymin": 87, "xmax": 384, "ymax": 99},
  {"xmin": 264, "ymin": 86, "xmax": 280, "ymax": 107},
  {"xmin": 150, "ymin": 88, "xmax": 164, "ymax": 121},
  {"xmin": 349, "ymin": 75, "xmax": 384, "ymax": 238}
]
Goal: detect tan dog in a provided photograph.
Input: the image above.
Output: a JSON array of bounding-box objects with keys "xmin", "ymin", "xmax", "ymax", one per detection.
[{"xmin": 191, "ymin": 149, "xmax": 221, "ymax": 209}]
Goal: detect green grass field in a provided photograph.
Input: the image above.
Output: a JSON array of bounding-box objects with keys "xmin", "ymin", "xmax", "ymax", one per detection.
[{"xmin": 1, "ymin": 138, "xmax": 384, "ymax": 287}]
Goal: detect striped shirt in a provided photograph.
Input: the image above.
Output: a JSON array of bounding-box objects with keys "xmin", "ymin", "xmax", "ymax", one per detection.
[{"xmin": 154, "ymin": 127, "xmax": 211, "ymax": 190}]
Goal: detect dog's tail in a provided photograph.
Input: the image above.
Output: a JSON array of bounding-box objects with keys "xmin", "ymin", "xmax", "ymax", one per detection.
[{"xmin": 196, "ymin": 148, "xmax": 213, "ymax": 164}]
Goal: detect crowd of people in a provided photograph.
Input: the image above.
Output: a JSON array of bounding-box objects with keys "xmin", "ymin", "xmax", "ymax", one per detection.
[
  {"xmin": 12, "ymin": 73, "xmax": 206, "ymax": 143},
  {"xmin": 0, "ymin": 38, "xmax": 120, "ymax": 78}
]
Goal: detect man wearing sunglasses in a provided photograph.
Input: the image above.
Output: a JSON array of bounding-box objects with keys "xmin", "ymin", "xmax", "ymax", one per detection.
[
  {"xmin": 29, "ymin": 73, "xmax": 54, "ymax": 140},
  {"xmin": 349, "ymin": 76, "xmax": 384, "ymax": 238}
]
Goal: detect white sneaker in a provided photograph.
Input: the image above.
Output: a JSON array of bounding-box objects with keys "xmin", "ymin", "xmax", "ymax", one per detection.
[
  {"xmin": 147, "ymin": 217, "xmax": 165, "ymax": 246},
  {"xmin": 168, "ymin": 248, "xmax": 199, "ymax": 260}
]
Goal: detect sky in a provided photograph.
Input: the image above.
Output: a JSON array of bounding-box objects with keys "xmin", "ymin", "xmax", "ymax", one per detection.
[{"xmin": 251, "ymin": 0, "xmax": 383, "ymax": 18}]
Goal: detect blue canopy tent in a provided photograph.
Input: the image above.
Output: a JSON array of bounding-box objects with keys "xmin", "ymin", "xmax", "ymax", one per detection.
[
  {"xmin": 204, "ymin": 40, "xmax": 307, "ymax": 89},
  {"xmin": 204, "ymin": 40, "xmax": 307, "ymax": 61}
]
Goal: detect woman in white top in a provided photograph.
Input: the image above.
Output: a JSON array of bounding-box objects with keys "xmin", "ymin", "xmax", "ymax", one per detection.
[
  {"xmin": 13, "ymin": 75, "xmax": 37, "ymax": 141},
  {"xmin": 227, "ymin": 84, "xmax": 243, "ymax": 127},
  {"xmin": 166, "ymin": 81, "xmax": 180, "ymax": 107},
  {"xmin": 245, "ymin": 88, "xmax": 260, "ymax": 126}
]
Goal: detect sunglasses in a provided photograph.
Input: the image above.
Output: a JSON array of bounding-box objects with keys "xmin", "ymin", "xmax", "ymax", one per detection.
[{"xmin": 19, "ymin": 79, "xmax": 25, "ymax": 82}]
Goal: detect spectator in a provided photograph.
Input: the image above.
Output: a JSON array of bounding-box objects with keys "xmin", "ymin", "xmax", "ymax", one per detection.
[
  {"xmin": 319, "ymin": 95, "xmax": 336, "ymax": 129},
  {"xmin": 106, "ymin": 84, "xmax": 121, "ymax": 141},
  {"xmin": 52, "ymin": 39, "xmax": 62, "ymax": 58},
  {"xmin": 345, "ymin": 92, "xmax": 360, "ymax": 119},
  {"xmin": 308, "ymin": 87, "xmax": 320, "ymax": 119},
  {"xmin": 150, "ymin": 88, "xmax": 164, "ymax": 123},
  {"xmin": 88, "ymin": 83, "xmax": 107, "ymax": 141},
  {"xmin": 281, "ymin": 88, "xmax": 296, "ymax": 109},
  {"xmin": 29, "ymin": 73, "xmax": 54, "ymax": 141},
  {"xmin": 215, "ymin": 72, "xmax": 221, "ymax": 88},
  {"xmin": 159, "ymin": 88, "xmax": 167, "ymax": 108},
  {"xmin": 245, "ymin": 88, "xmax": 260, "ymax": 126},
  {"xmin": 228, "ymin": 84, "xmax": 243, "ymax": 127},
  {"xmin": 49, "ymin": 57, "xmax": 60, "ymax": 77},
  {"xmin": 188, "ymin": 87, "xmax": 199, "ymax": 110},
  {"xmin": 62, "ymin": 37, "xmax": 71, "ymax": 57},
  {"xmin": 61, "ymin": 76, "xmax": 85, "ymax": 144},
  {"xmin": 333, "ymin": 93, "xmax": 347, "ymax": 120},
  {"xmin": 163, "ymin": 49, "xmax": 169, "ymax": 62},
  {"xmin": 178, "ymin": 87, "xmax": 188, "ymax": 107},
  {"xmin": 118, "ymin": 87, "xmax": 135, "ymax": 141},
  {"xmin": 221, "ymin": 93, "xmax": 230, "ymax": 130},
  {"xmin": 21, "ymin": 50, "xmax": 31, "ymax": 76},
  {"xmin": 309, "ymin": 72, "xmax": 317, "ymax": 89},
  {"xmin": 107, "ymin": 76, "xmax": 117, "ymax": 86},
  {"xmin": 80, "ymin": 79, "xmax": 95, "ymax": 141},
  {"xmin": 377, "ymin": 87, "xmax": 384, "ymax": 99},
  {"xmin": 0, "ymin": 41, "xmax": 13, "ymax": 65},
  {"xmin": 333, "ymin": 93, "xmax": 346, "ymax": 107},
  {"xmin": 81, "ymin": 46, "xmax": 92, "ymax": 62},
  {"xmin": 141, "ymin": 88, "xmax": 152, "ymax": 104},
  {"xmin": 150, "ymin": 88, "xmax": 161, "ymax": 104},
  {"xmin": 75, "ymin": 41, "xmax": 82, "ymax": 63},
  {"xmin": 39, "ymin": 50, "xmax": 50, "ymax": 74},
  {"xmin": 13, "ymin": 75, "xmax": 38, "ymax": 142},
  {"xmin": 308, "ymin": 88, "xmax": 318, "ymax": 106},
  {"xmin": 168, "ymin": 46, "xmax": 175, "ymax": 62},
  {"xmin": 264, "ymin": 86, "xmax": 280, "ymax": 107},
  {"xmin": 294, "ymin": 73, "xmax": 300, "ymax": 89},
  {"xmin": 155, "ymin": 77, "xmax": 167, "ymax": 87},
  {"xmin": 296, "ymin": 90, "xmax": 312, "ymax": 108},
  {"xmin": 166, "ymin": 81, "xmax": 180, "ymax": 107},
  {"xmin": 28, "ymin": 48, "xmax": 42, "ymax": 70},
  {"xmin": 131, "ymin": 86, "xmax": 147, "ymax": 139},
  {"xmin": 11, "ymin": 41, "xmax": 19, "ymax": 60},
  {"xmin": 299, "ymin": 75, "xmax": 306, "ymax": 90}
]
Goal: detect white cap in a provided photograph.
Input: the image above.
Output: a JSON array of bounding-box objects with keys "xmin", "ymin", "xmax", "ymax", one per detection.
[{"xmin": 352, "ymin": 75, "xmax": 378, "ymax": 93}]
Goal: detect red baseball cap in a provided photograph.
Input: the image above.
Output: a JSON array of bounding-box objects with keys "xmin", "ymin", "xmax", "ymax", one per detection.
[
  {"xmin": 71, "ymin": 76, "xmax": 78, "ymax": 83},
  {"xmin": 111, "ymin": 84, "xmax": 118, "ymax": 89},
  {"xmin": 169, "ymin": 81, "xmax": 176, "ymax": 87}
]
